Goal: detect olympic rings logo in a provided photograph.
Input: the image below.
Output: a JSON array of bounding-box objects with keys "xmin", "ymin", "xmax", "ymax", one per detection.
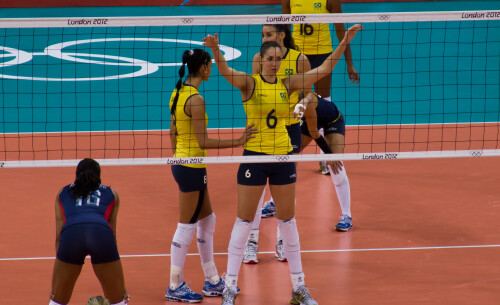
[
  {"xmin": 181, "ymin": 18, "xmax": 194, "ymax": 24},
  {"xmin": 0, "ymin": 38, "xmax": 241, "ymax": 81},
  {"xmin": 378, "ymin": 15, "xmax": 390, "ymax": 20},
  {"xmin": 470, "ymin": 150, "xmax": 483, "ymax": 157},
  {"xmin": 276, "ymin": 155, "xmax": 290, "ymax": 162}
]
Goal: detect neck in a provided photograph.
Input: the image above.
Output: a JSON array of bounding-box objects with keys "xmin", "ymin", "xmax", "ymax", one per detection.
[
  {"xmin": 261, "ymin": 73, "xmax": 276, "ymax": 83},
  {"xmin": 184, "ymin": 76, "xmax": 202, "ymax": 89},
  {"xmin": 281, "ymin": 45, "xmax": 287, "ymax": 55}
]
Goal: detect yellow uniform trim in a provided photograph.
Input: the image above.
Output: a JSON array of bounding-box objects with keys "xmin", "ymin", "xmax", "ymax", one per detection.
[
  {"xmin": 169, "ymin": 84, "xmax": 207, "ymax": 168},
  {"xmin": 290, "ymin": 0, "xmax": 333, "ymax": 55},
  {"xmin": 243, "ymin": 75, "xmax": 292, "ymax": 155}
]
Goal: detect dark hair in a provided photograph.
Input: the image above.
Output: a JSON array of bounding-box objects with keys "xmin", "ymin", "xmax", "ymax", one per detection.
[
  {"xmin": 70, "ymin": 158, "xmax": 101, "ymax": 199},
  {"xmin": 170, "ymin": 49, "xmax": 212, "ymax": 115},
  {"xmin": 264, "ymin": 24, "xmax": 297, "ymax": 50},
  {"xmin": 260, "ymin": 41, "xmax": 282, "ymax": 58}
]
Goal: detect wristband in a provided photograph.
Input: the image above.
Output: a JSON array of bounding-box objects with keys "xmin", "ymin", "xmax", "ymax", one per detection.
[{"xmin": 293, "ymin": 103, "xmax": 305, "ymax": 120}]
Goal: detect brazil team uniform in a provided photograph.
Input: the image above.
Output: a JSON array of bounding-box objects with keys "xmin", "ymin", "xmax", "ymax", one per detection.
[
  {"xmin": 57, "ymin": 184, "xmax": 119, "ymax": 265},
  {"xmin": 237, "ymin": 75, "xmax": 296, "ymax": 186},
  {"xmin": 301, "ymin": 96, "xmax": 346, "ymax": 137},
  {"xmin": 290, "ymin": 0, "xmax": 333, "ymax": 68},
  {"xmin": 169, "ymin": 84, "xmax": 208, "ymax": 192},
  {"xmin": 279, "ymin": 48, "xmax": 303, "ymax": 153}
]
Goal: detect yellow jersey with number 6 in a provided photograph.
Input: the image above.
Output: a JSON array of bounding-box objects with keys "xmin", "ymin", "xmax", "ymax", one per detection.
[
  {"xmin": 243, "ymin": 75, "xmax": 292, "ymax": 155},
  {"xmin": 290, "ymin": 0, "xmax": 333, "ymax": 55}
]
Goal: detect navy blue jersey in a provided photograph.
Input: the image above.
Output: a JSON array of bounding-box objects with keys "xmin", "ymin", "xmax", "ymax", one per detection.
[{"xmin": 58, "ymin": 184, "xmax": 116, "ymax": 232}]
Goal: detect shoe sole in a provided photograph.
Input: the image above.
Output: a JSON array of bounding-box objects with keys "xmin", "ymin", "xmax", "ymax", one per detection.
[
  {"xmin": 335, "ymin": 226, "xmax": 353, "ymax": 232},
  {"xmin": 243, "ymin": 259, "xmax": 258, "ymax": 264},
  {"xmin": 202, "ymin": 291, "xmax": 222, "ymax": 297},
  {"xmin": 261, "ymin": 213, "xmax": 276, "ymax": 218},
  {"xmin": 165, "ymin": 296, "xmax": 202, "ymax": 303},
  {"xmin": 275, "ymin": 253, "xmax": 287, "ymax": 262}
]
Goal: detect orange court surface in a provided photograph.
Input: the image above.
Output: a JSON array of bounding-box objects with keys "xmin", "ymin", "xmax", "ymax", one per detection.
[{"xmin": 1, "ymin": 156, "xmax": 500, "ymax": 305}]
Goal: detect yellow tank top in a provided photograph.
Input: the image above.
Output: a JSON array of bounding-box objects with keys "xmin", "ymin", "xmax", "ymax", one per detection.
[
  {"xmin": 290, "ymin": 0, "xmax": 333, "ymax": 55},
  {"xmin": 169, "ymin": 84, "xmax": 207, "ymax": 168},
  {"xmin": 278, "ymin": 48, "xmax": 301, "ymax": 126},
  {"xmin": 243, "ymin": 75, "xmax": 292, "ymax": 155}
]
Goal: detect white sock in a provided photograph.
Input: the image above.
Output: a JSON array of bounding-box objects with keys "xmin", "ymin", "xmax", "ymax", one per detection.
[
  {"xmin": 291, "ymin": 272, "xmax": 306, "ymax": 290},
  {"xmin": 170, "ymin": 222, "xmax": 196, "ymax": 289},
  {"xmin": 226, "ymin": 217, "xmax": 252, "ymax": 285},
  {"xmin": 111, "ymin": 301, "xmax": 128, "ymax": 305},
  {"xmin": 196, "ymin": 213, "xmax": 218, "ymax": 281},
  {"xmin": 329, "ymin": 164, "xmax": 351, "ymax": 217},
  {"xmin": 251, "ymin": 188, "xmax": 265, "ymax": 231},
  {"xmin": 49, "ymin": 300, "xmax": 64, "ymax": 305},
  {"xmin": 278, "ymin": 218, "xmax": 303, "ymax": 275},
  {"xmin": 323, "ymin": 96, "xmax": 331, "ymax": 102}
]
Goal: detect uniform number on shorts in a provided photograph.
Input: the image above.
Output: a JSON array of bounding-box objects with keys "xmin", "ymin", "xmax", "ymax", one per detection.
[
  {"xmin": 245, "ymin": 169, "xmax": 251, "ymax": 178},
  {"xmin": 266, "ymin": 109, "xmax": 277, "ymax": 129},
  {"xmin": 76, "ymin": 190, "xmax": 101, "ymax": 207},
  {"xmin": 300, "ymin": 23, "xmax": 314, "ymax": 36}
]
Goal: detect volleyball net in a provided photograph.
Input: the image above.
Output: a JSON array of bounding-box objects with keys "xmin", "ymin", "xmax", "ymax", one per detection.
[{"xmin": 0, "ymin": 11, "xmax": 499, "ymax": 168}]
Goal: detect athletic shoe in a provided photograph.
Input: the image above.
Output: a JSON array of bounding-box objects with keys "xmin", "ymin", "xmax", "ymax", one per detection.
[
  {"xmin": 261, "ymin": 200, "xmax": 276, "ymax": 218},
  {"xmin": 165, "ymin": 282, "xmax": 203, "ymax": 303},
  {"xmin": 202, "ymin": 277, "xmax": 225, "ymax": 297},
  {"xmin": 290, "ymin": 285, "xmax": 318, "ymax": 305},
  {"xmin": 242, "ymin": 240, "xmax": 258, "ymax": 264},
  {"xmin": 221, "ymin": 286, "xmax": 238, "ymax": 305},
  {"xmin": 335, "ymin": 214, "xmax": 353, "ymax": 232},
  {"xmin": 319, "ymin": 161, "xmax": 330, "ymax": 175},
  {"xmin": 275, "ymin": 238, "xmax": 287, "ymax": 262}
]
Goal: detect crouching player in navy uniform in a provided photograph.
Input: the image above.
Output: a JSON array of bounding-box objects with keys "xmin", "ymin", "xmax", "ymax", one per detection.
[{"xmin": 49, "ymin": 158, "xmax": 128, "ymax": 305}]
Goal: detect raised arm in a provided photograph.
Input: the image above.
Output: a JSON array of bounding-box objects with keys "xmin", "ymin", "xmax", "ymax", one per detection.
[
  {"xmin": 329, "ymin": 0, "xmax": 360, "ymax": 84},
  {"xmin": 189, "ymin": 95, "xmax": 256, "ymax": 149},
  {"xmin": 252, "ymin": 52, "xmax": 261, "ymax": 75},
  {"xmin": 287, "ymin": 24, "xmax": 362, "ymax": 92},
  {"xmin": 203, "ymin": 33, "xmax": 254, "ymax": 94}
]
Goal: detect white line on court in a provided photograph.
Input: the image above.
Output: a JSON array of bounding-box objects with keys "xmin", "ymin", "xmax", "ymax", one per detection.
[{"xmin": 2, "ymin": 244, "xmax": 500, "ymax": 262}]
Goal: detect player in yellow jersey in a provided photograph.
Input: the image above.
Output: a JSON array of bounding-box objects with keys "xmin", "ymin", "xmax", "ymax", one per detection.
[
  {"xmin": 283, "ymin": 0, "xmax": 360, "ymax": 174},
  {"xmin": 203, "ymin": 23, "xmax": 362, "ymax": 305},
  {"xmin": 242, "ymin": 24, "xmax": 314, "ymax": 264},
  {"xmin": 283, "ymin": 0, "xmax": 360, "ymax": 100},
  {"xmin": 167, "ymin": 49, "xmax": 256, "ymax": 303}
]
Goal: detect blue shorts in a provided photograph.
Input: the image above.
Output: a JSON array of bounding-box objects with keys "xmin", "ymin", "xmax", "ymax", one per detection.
[
  {"xmin": 307, "ymin": 53, "xmax": 332, "ymax": 69},
  {"xmin": 301, "ymin": 113, "xmax": 346, "ymax": 137},
  {"xmin": 286, "ymin": 122, "xmax": 302, "ymax": 153},
  {"xmin": 57, "ymin": 223, "xmax": 120, "ymax": 265},
  {"xmin": 171, "ymin": 165, "xmax": 207, "ymax": 192},
  {"xmin": 237, "ymin": 150, "xmax": 296, "ymax": 186}
]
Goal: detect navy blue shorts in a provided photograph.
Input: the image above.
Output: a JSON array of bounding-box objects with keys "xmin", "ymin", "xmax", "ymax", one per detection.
[
  {"xmin": 237, "ymin": 150, "xmax": 296, "ymax": 186},
  {"xmin": 307, "ymin": 53, "xmax": 332, "ymax": 69},
  {"xmin": 57, "ymin": 223, "xmax": 120, "ymax": 265},
  {"xmin": 286, "ymin": 122, "xmax": 302, "ymax": 153},
  {"xmin": 301, "ymin": 113, "xmax": 346, "ymax": 137},
  {"xmin": 171, "ymin": 165, "xmax": 207, "ymax": 192}
]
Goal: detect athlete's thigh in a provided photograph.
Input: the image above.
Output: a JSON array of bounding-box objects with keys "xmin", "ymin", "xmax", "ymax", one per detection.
[
  {"xmin": 197, "ymin": 189, "xmax": 214, "ymax": 221},
  {"xmin": 314, "ymin": 73, "xmax": 332, "ymax": 98},
  {"xmin": 92, "ymin": 260, "xmax": 127, "ymax": 304},
  {"xmin": 269, "ymin": 183, "xmax": 296, "ymax": 220},
  {"xmin": 178, "ymin": 190, "xmax": 207, "ymax": 223},
  {"xmin": 325, "ymin": 133, "xmax": 345, "ymax": 154},
  {"xmin": 237, "ymin": 184, "xmax": 266, "ymax": 221},
  {"xmin": 51, "ymin": 259, "xmax": 83, "ymax": 304}
]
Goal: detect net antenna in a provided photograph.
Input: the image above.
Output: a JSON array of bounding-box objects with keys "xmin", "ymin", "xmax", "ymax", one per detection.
[{"xmin": 1, "ymin": 11, "xmax": 499, "ymax": 168}]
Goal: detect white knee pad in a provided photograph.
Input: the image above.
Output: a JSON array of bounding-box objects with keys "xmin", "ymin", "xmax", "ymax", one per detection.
[
  {"xmin": 173, "ymin": 222, "xmax": 196, "ymax": 247},
  {"xmin": 329, "ymin": 163, "xmax": 347, "ymax": 186},
  {"xmin": 197, "ymin": 213, "xmax": 216, "ymax": 240},
  {"xmin": 278, "ymin": 218, "xmax": 300, "ymax": 252},
  {"xmin": 227, "ymin": 218, "xmax": 252, "ymax": 255}
]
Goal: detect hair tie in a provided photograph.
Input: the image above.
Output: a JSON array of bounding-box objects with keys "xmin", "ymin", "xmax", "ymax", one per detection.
[{"xmin": 189, "ymin": 50, "xmax": 194, "ymax": 56}]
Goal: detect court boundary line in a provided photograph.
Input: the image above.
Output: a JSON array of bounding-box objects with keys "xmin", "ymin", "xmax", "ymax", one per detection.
[{"xmin": 2, "ymin": 244, "xmax": 500, "ymax": 261}]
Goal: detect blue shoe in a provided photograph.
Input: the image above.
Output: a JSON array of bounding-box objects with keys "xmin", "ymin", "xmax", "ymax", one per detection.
[
  {"xmin": 202, "ymin": 278, "xmax": 225, "ymax": 297},
  {"xmin": 261, "ymin": 200, "xmax": 276, "ymax": 218},
  {"xmin": 335, "ymin": 214, "xmax": 353, "ymax": 232},
  {"xmin": 202, "ymin": 278, "xmax": 240, "ymax": 296},
  {"xmin": 165, "ymin": 282, "xmax": 203, "ymax": 303}
]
